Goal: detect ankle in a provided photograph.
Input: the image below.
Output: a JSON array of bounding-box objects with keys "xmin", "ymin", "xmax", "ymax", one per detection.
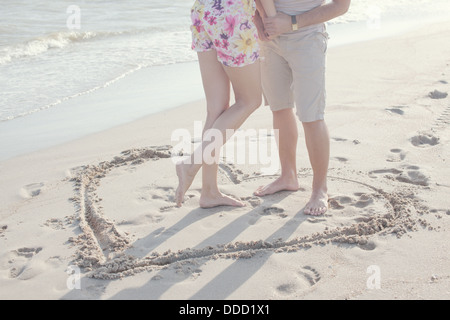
[
  {"xmin": 201, "ymin": 186, "xmax": 221, "ymax": 198},
  {"xmin": 312, "ymin": 183, "xmax": 328, "ymax": 195},
  {"xmin": 179, "ymin": 161, "xmax": 200, "ymax": 177},
  {"xmin": 280, "ymin": 170, "xmax": 298, "ymax": 183}
]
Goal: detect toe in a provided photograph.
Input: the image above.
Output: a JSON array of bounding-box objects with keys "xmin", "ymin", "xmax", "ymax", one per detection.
[{"xmin": 254, "ymin": 186, "xmax": 263, "ymax": 196}]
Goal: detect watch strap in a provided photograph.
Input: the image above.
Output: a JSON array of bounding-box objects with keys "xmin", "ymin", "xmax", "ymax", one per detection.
[{"xmin": 291, "ymin": 15, "xmax": 298, "ymax": 31}]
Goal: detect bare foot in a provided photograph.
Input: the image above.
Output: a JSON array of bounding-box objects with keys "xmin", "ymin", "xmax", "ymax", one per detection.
[
  {"xmin": 254, "ymin": 176, "xmax": 299, "ymax": 197},
  {"xmin": 199, "ymin": 192, "xmax": 246, "ymax": 209},
  {"xmin": 304, "ymin": 190, "xmax": 328, "ymax": 216},
  {"xmin": 175, "ymin": 162, "xmax": 196, "ymax": 207}
]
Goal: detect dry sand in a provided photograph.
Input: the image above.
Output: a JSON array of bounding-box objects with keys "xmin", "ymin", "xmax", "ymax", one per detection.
[{"xmin": 0, "ymin": 21, "xmax": 449, "ymax": 300}]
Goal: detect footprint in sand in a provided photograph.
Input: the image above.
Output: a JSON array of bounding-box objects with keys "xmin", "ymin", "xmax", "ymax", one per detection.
[
  {"xmin": 262, "ymin": 206, "xmax": 286, "ymax": 216},
  {"xmin": 241, "ymin": 196, "xmax": 262, "ymax": 208},
  {"xmin": 369, "ymin": 166, "xmax": 429, "ymax": 187},
  {"xmin": 386, "ymin": 106, "xmax": 407, "ymax": 115},
  {"xmin": 332, "ymin": 137, "xmax": 348, "ymax": 142},
  {"xmin": 276, "ymin": 266, "xmax": 321, "ymax": 295},
  {"xmin": 328, "ymin": 195, "xmax": 353, "ymax": 210},
  {"xmin": 329, "ymin": 194, "xmax": 373, "ymax": 210},
  {"xmin": 353, "ymin": 193, "xmax": 374, "ymax": 208},
  {"xmin": 248, "ymin": 206, "xmax": 287, "ymax": 225},
  {"xmin": 387, "ymin": 148, "xmax": 407, "ymax": 163},
  {"xmin": 20, "ymin": 182, "xmax": 45, "ymax": 199},
  {"xmin": 332, "ymin": 137, "xmax": 361, "ymax": 145},
  {"xmin": 2, "ymin": 247, "xmax": 43, "ymax": 279},
  {"xmin": 136, "ymin": 185, "xmax": 181, "ymax": 213},
  {"xmin": 0, "ymin": 225, "xmax": 7, "ymax": 239},
  {"xmin": 410, "ymin": 132, "xmax": 440, "ymax": 147},
  {"xmin": 428, "ymin": 90, "xmax": 448, "ymax": 100},
  {"xmin": 44, "ymin": 218, "xmax": 65, "ymax": 230},
  {"xmin": 333, "ymin": 157, "xmax": 349, "ymax": 163},
  {"xmin": 358, "ymin": 240, "xmax": 377, "ymax": 251},
  {"xmin": 396, "ymin": 167, "xmax": 429, "ymax": 187}
]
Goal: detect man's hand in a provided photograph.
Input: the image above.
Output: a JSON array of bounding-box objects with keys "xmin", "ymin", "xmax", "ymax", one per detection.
[{"xmin": 264, "ymin": 12, "xmax": 292, "ymax": 38}]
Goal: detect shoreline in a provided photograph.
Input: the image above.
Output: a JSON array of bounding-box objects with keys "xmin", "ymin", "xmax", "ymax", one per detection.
[
  {"xmin": 0, "ymin": 61, "xmax": 203, "ymax": 162},
  {"xmin": 2, "ymin": 14, "xmax": 450, "ymax": 162},
  {"xmin": 0, "ymin": 20, "xmax": 449, "ymax": 300}
]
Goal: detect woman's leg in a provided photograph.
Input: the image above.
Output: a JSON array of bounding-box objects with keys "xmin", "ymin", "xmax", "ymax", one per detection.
[
  {"xmin": 199, "ymin": 57, "xmax": 262, "ymax": 208},
  {"xmin": 175, "ymin": 51, "xmax": 229, "ymax": 207},
  {"xmin": 175, "ymin": 52, "xmax": 262, "ymax": 207}
]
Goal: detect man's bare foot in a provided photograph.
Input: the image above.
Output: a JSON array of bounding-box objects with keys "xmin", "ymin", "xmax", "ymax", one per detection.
[
  {"xmin": 199, "ymin": 191, "xmax": 246, "ymax": 209},
  {"xmin": 304, "ymin": 189, "xmax": 328, "ymax": 216},
  {"xmin": 254, "ymin": 176, "xmax": 299, "ymax": 197},
  {"xmin": 175, "ymin": 162, "xmax": 197, "ymax": 207}
]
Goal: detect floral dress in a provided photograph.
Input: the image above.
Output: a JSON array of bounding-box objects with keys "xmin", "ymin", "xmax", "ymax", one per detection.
[{"xmin": 191, "ymin": 0, "xmax": 260, "ymax": 67}]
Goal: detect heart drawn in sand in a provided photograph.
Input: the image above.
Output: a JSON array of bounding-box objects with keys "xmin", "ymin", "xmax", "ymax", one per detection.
[{"xmin": 68, "ymin": 146, "xmax": 432, "ymax": 280}]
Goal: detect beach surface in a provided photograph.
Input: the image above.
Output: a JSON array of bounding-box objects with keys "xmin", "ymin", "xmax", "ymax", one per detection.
[{"xmin": 1, "ymin": 21, "xmax": 449, "ymax": 300}]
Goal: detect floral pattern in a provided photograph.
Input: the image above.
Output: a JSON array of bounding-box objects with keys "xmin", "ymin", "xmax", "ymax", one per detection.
[{"xmin": 191, "ymin": 0, "xmax": 260, "ymax": 67}]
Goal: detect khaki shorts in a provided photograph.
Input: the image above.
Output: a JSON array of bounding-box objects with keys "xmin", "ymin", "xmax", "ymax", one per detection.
[{"xmin": 261, "ymin": 30, "xmax": 328, "ymax": 122}]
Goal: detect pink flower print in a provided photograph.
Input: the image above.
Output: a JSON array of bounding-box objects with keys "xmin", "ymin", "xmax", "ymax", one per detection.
[
  {"xmin": 208, "ymin": 16, "xmax": 217, "ymax": 25},
  {"xmin": 226, "ymin": 0, "xmax": 235, "ymax": 5},
  {"xmin": 224, "ymin": 15, "xmax": 237, "ymax": 37},
  {"xmin": 234, "ymin": 53, "xmax": 245, "ymax": 66},
  {"xmin": 222, "ymin": 39, "xmax": 229, "ymax": 50},
  {"xmin": 203, "ymin": 40, "xmax": 214, "ymax": 50},
  {"xmin": 193, "ymin": 17, "xmax": 203, "ymax": 33},
  {"xmin": 214, "ymin": 39, "xmax": 222, "ymax": 48},
  {"xmin": 217, "ymin": 50, "xmax": 232, "ymax": 63}
]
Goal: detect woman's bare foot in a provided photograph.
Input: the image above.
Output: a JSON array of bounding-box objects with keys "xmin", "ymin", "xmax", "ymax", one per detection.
[
  {"xmin": 199, "ymin": 191, "xmax": 246, "ymax": 209},
  {"xmin": 304, "ymin": 189, "xmax": 328, "ymax": 216},
  {"xmin": 175, "ymin": 161, "xmax": 197, "ymax": 207},
  {"xmin": 254, "ymin": 176, "xmax": 300, "ymax": 197}
]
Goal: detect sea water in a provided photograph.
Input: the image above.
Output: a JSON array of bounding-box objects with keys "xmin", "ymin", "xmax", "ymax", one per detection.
[{"xmin": 0, "ymin": 0, "xmax": 449, "ymax": 160}]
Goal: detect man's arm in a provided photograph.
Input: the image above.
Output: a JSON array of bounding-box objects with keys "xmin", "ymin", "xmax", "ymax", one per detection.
[
  {"xmin": 260, "ymin": 0, "xmax": 277, "ymax": 17},
  {"xmin": 264, "ymin": 0, "xmax": 351, "ymax": 37},
  {"xmin": 254, "ymin": 0, "xmax": 270, "ymax": 41}
]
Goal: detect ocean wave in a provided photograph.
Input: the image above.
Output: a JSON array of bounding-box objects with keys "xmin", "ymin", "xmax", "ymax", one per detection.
[
  {"xmin": 0, "ymin": 63, "xmax": 146, "ymax": 122},
  {"xmin": 0, "ymin": 31, "xmax": 125, "ymax": 66}
]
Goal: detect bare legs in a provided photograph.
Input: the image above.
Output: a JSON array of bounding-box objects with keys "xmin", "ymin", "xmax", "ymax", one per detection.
[
  {"xmin": 254, "ymin": 109, "xmax": 300, "ymax": 196},
  {"xmin": 255, "ymin": 109, "xmax": 330, "ymax": 216},
  {"xmin": 302, "ymin": 120, "xmax": 330, "ymax": 216},
  {"xmin": 175, "ymin": 51, "xmax": 262, "ymax": 208}
]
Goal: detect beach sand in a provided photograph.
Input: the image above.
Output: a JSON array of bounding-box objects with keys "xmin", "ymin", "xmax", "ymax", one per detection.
[{"xmin": 0, "ymin": 21, "xmax": 449, "ymax": 300}]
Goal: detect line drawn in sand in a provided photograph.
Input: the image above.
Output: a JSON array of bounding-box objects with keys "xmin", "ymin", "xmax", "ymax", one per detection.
[{"xmin": 67, "ymin": 146, "xmax": 433, "ymax": 280}]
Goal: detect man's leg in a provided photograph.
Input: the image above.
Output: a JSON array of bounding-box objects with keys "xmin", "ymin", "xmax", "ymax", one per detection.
[
  {"xmin": 254, "ymin": 108, "xmax": 300, "ymax": 196},
  {"xmin": 302, "ymin": 119, "xmax": 330, "ymax": 215}
]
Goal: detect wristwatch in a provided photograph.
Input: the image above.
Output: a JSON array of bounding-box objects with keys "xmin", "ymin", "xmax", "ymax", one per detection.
[{"xmin": 291, "ymin": 15, "xmax": 298, "ymax": 31}]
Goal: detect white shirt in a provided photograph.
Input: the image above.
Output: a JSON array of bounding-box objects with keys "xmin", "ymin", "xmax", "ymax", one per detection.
[
  {"xmin": 274, "ymin": 0, "xmax": 326, "ymax": 34},
  {"xmin": 275, "ymin": 0, "xmax": 325, "ymax": 15}
]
